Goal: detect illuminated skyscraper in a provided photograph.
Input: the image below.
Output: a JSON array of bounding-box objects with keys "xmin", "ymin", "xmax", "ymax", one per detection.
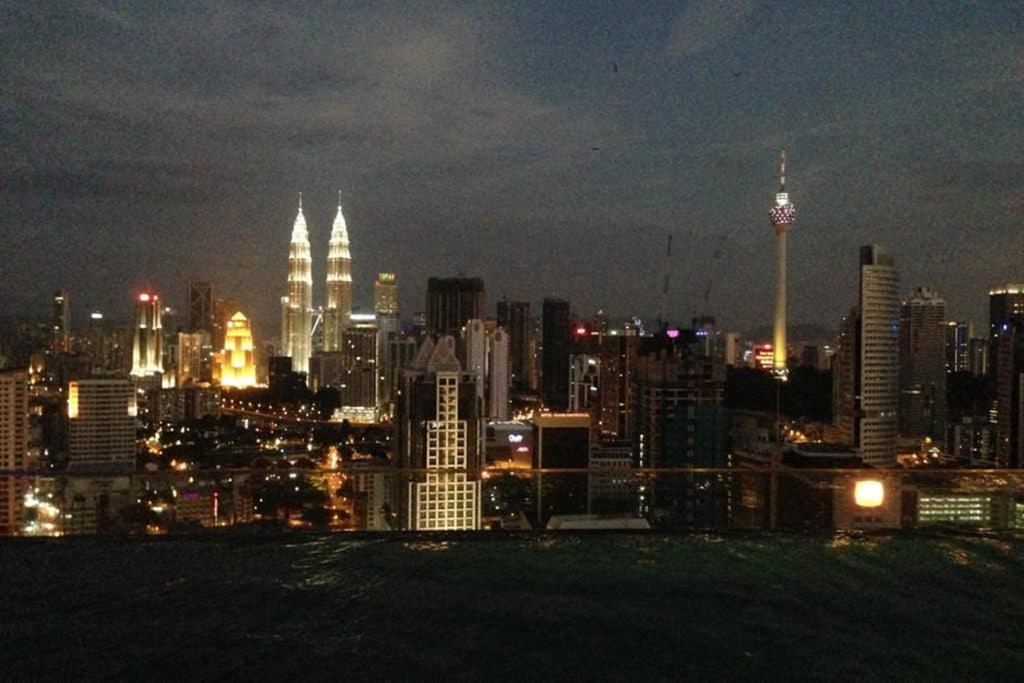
[
  {"xmin": 323, "ymin": 192, "xmax": 352, "ymax": 352},
  {"xmin": 219, "ymin": 312, "xmax": 257, "ymax": 389},
  {"xmin": 768, "ymin": 151, "xmax": 796, "ymax": 377},
  {"xmin": 397, "ymin": 336, "xmax": 481, "ymax": 530},
  {"xmin": 176, "ymin": 331, "xmax": 207, "ymax": 387},
  {"xmin": 130, "ymin": 292, "xmax": 163, "ymax": 377},
  {"xmin": 281, "ymin": 195, "xmax": 313, "ymax": 375},
  {"xmin": 52, "ymin": 290, "xmax": 70, "ymax": 353}
]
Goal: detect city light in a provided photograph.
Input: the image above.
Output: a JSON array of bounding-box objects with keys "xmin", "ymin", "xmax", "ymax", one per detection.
[{"xmin": 854, "ymin": 480, "xmax": 885, "ymax": 508}]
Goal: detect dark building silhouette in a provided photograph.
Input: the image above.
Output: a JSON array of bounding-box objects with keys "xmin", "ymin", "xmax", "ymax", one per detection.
[
  {"xmin": 426, "ymin": 277, "xmax": 485, "ymax": 337},
  {"xmin": 497, "ymin": 299, "xmax": 534, "ymax": 391},
  {"xmin": 542, "ymin": 297, "xmax": 570, "ymax": 410},
  {"xmin": 187, "ymin": 281, "xmax": 213, "ymax": 334},
  {"xmin": 995, "ymin": 323, "xmax": 1024, "ymax": 468}
]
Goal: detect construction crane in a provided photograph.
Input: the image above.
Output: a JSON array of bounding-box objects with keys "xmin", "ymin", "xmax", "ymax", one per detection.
[{"xmin": 657, "ymin": 233, "xmax": 673, "ymax": 330}]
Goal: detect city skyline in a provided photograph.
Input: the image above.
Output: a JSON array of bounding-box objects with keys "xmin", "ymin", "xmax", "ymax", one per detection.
[{"xmin": 3, "ymin": 3, "xmax": 1021, "ymax": 332}]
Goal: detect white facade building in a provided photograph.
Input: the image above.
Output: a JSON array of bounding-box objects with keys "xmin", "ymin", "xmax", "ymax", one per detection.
[{"xmin": 281, "ymin": 195, "xmax": 313, "ymax": 375}]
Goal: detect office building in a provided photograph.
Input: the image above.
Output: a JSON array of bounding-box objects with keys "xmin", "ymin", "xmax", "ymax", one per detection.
[
  {"xmin": 497, "ymin": 299, "xmax": 535, "ymax": 391},
  {"xmin": 375, "ymin": 274, "xmax": 400, "ymax": 411},
  {"xmin": 68, "ymin": 378, "xmax": 136, "ymax": 471},
  {"xmin": 899, "ymin": 287, "xmax": 946, "ymax": 440},
  {"xmin": 489, "ymin": 328, "xmax": 510, "ymax": 420},
  {"xmin": 995, "ymin": 322, "xmax": 1024, "ymax": 468},
  {"xmin": 833, "ymin": 246, "xmax": 900, "ymax": 466},
  {"xmin": 598, "ymin": 333, "xmax": 638, "ymax": 441},
  {"xmin": 397, "ymin": 336, "xmax": 481, "ymax": 530},
  {"xmin": 219, "ymin": 312, "xmax": 257, "ymax": 389},
  {"xmin": 338, "ymin": 316, "xmax": 378, "ymax": 419},
  {"xmin": 323, "ymin": 193, "xmax": 353, "ymax": 352},
  {"xmin": 52, "ymin": 290, "xmax": 70, "ymax": 353},
  {"xmin": 425, "ymin": 277, "xmax": 485, "ymax": 338},
  {"xmin": 542, "ymin": 297, "xmax": 571, "ymax": 411},
  {"xmin": 374, "ymin": 273, "xmax": 398, "ymax": 315},
  {"xmin": 281, "ymin": 195, "xmax": 313, "ymax": 375},
  {"xmin": 569, "ymin": 354, "xmax": 600, "ymax": 413},
  {"xmin": 187, "ymin": 281, "xmax": 213, "ymax": 334},
  {"xmin": 944, "ymin": 321, "xmax": 971, "ymax": 373},
  {"xmin": 0, "ymin": 370, "xmax": 28, "ymax": 536},
  {"xmin": 130, "ymin": 292, "xmax": 163, "ymax": 377},
  {"xmin": 176, "ymin": 331, "xmax": 209, "ymax": 387},
  {"xmin": 988, "ymin": 284, "xmax": 1024, "ymax": 341}
]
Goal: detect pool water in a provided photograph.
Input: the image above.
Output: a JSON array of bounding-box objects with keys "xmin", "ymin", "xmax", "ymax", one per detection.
[{"xmin": 3, "ymin": 533, "xmax": 1023, "ymax": 680}]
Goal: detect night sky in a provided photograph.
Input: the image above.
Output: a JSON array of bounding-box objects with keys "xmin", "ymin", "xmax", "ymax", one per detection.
[{"xmin": 2, "ymin": 1, "xmax": 1021, "ymax": 337}]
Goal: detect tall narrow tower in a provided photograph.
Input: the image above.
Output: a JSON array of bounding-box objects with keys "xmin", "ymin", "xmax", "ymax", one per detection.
[
  {"xmin": 281, "ymin": 194, "xmax": 313, "ymax": 374},
  {"xmin": 323, "ymin": 191, "xmax": 353, "ymax": 352},
  {"xmin": 769, "ymin": 151, "xmax": 796, "ymax": 378}
]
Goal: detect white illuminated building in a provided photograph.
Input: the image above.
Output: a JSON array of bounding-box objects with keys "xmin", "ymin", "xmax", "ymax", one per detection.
[
  {"xmin": 489, "ymin": 328, "xmax": 509, "ymax": 420},
  {"xmin": 408, "ymin": 338, "xmax": 481, "ymax": 530},
  {"xmin": 323, "ymin": 191, "xmax": 352, "ymax": 352},
  {"xmin": 281, "ymin": 194, "xmax": 313, "ymax": 375},
  {"xmin": 858, "ymin": 245, "xmax": 900, "ymax": 466}
]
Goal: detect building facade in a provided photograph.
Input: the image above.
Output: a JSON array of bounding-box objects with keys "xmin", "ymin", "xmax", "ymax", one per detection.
[
  {"xmin": 898, "ymin": 287, "xmax": 946, "ymax": 440},
  {"xmin": 323, "ymin": 194, "xmax": 353, "ymax": 352},
  {"xmin": 0, "ymin": 370, "xmax": 28, "ymax": 535},
  {"xmin": 68, "ymin": 378, "xmax": 136, "ymax": 471},
  {"xmin": 281, "ymin": 196, "xmax": 313, "ymax": 375},
  {"xmin": 131, "ymin": 292, "xmax": 163, "ymax": 377}
]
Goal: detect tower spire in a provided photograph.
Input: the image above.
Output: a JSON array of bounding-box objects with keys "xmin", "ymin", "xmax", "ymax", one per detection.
[
  {"xmin": 779, "ymin": 150, "xmax": 786, "ymax": 192},
  {"xmin": 298, "ymin": 191, "xmax": 303, "ymax": 211}
]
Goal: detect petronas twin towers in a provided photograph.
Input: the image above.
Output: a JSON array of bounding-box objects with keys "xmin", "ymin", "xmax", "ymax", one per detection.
[{"xmin": 281, "ymin": 192, "xmax": 352, "ymax": 374}]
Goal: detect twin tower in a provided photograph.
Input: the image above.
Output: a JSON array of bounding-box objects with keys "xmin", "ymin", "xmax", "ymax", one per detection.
[{"xmin": 281, "ymin": 192, "xmax": 352, "ymax": 374}]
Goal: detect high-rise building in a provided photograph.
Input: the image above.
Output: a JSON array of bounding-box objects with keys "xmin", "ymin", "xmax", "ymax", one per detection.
[
  {"xmin": 374, "ymin": 273, "xmax": 398, "ymax": 315},
  {"xmin": 52, "ymin": 290, "xmax": 70, "ymax": 354},
  {"xmin": 489, "ymin": 328, "xmax": 510, "ymax": 420},
  {"xmin": 832, "ymin": 247, "xmax": 900, "ymax": 466},
  {"xmin": 569, "ymin": 354, "xmax": 600, "ymax": 412},
  {"xmin": 323, "ymin": 193, "xmax": 353, "ymax": 352},
  {"xmin": 187, "ymin": 281, "xmax": 213, "ymax": 334},
  {"xmin": 397, "ymin": 336, "xmax": 481, "ymax": 530},
  {"xmin": 68, "ymin": 378, "xmax": 136, "ymax": 471},
  {"xmin": 899, "ymin": 287, "xmax": 947, "ymax": 441},
  {"xmin": 497, "ymin": 300, "xmax": 534, "ymax": 391},
  {"xmin": 995, "ymin": 322, "xmax": 1024, "ymax": 468},
  {"xmin": 281, "ymin": 195, "xmax": 313, "ymax": 375},
  {"xmin": 0, "ymin": 370, "xmax": 28, "ymax": 536},
  {"xmin": 769, "ymin": 151, "xmax": 796, "ymax": 378},
  {"xmin": 542, "ymin": 297, "xmax": 571, "ymax": 410},
  {"xmin": 338, "ymin": 315, "xmax": 378, "ymax": 419},
  {"xmin": 632, "ymin": 332, "xmax": 727, "ymax": 526},
  {"xmin": 988, "ymin": 284, "xmax": 1024, "ymax": 341},
  {"xmin": 219, "ymin": 312, "xmax": 257, "ymax": 389},
  {"xmin": 130, "ymin": 292, "xmax": 163, "ymax": 377},
  {"xmin": 375, "ymin": 274, "xmax": 400, "ymax": 412},
  {"xmin": 176, "ymin": 331, "xmax": 208, "ymax": 387},
  {"xmin": 598, "ymin": 333, "xmax": 638, "ymax": 441},
  {"xmin": 425, "ymin": 277, "xmax": 485, "ymax": 338},
  {"xmin": 944, "ymin": 321, "xmax": 971, "ymax": 373}
]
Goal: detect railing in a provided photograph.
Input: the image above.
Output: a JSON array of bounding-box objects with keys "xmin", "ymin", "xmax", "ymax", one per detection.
[{"xmin": 3, "ymin": 467, "xmax": 1024, "ymax": 536}]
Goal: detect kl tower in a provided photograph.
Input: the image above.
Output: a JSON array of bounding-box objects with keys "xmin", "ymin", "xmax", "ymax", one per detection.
[{"xmin": 769, "ymin": 151, "xmax": 796, "ymax": 379}]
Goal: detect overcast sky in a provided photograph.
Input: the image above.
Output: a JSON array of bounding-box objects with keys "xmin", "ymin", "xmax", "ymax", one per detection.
[{"xmin": 2, "ymin": 1, "xmax": 1021, "ymax": 338}]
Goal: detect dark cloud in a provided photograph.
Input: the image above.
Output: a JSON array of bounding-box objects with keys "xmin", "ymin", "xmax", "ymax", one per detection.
[{"xmin": 1, "ymin": 1, "xmax": 1021, "ymax": 338}]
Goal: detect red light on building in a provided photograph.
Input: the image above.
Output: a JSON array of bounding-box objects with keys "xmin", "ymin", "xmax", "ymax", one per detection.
[
  {"xmin": 575, "ymin": 325, "xmax": 588, "ymax": 336},
  {"xmin": 754, "ymin": 344, "xmax": 775, "ymax": 370},
  {"xmin": 139, "ymin": 293, "xmax": 151, "ymax": 302}
]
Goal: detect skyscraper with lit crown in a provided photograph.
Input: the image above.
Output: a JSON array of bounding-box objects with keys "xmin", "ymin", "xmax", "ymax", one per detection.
[
  {"xmin": 323, "ymin": 192, "xmax": 352, "ymax": 352},
  {"xmin": 131, "ymin": 291, "xmax": 163, "ymax": 377},
  {"xmin": 769, "ymin": 151, "xmax": 796, "ymax": 378},
  {"xmin": 281, "ymin": 194, "xmax": 312, "ymax": 374},
  {"xmin": 220, "ymin": 312, "xmax": 257, "ymax": 388}
]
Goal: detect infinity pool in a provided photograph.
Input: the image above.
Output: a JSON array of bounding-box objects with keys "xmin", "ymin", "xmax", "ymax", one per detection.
[{"xmin": 4, "ymin": 533, "xmax": 1022, "ymax": 680}]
